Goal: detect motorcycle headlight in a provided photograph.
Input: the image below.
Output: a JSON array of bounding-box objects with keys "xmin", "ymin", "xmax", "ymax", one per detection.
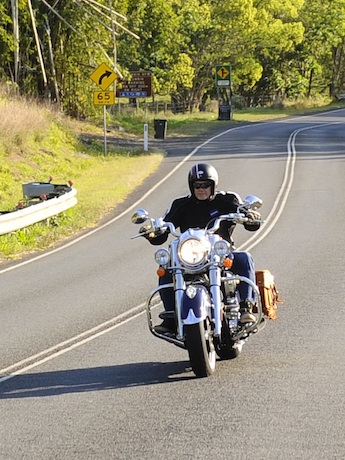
[
  {"xmin": 154, "ymin": 248, "xmax": 170, "ymax": 266},
  {"xmin": 178, "ymin": 238, "xmax": 208, "ymax": 266},
  {"xmin": 214, "ymin": 240, "xmax": 230, "ymax": 258}
]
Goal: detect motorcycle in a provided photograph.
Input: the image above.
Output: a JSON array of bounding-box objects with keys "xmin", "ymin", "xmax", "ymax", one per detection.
[{"xmin": 132, "ymin": 195, "xmax": 268, "ymax": 378}]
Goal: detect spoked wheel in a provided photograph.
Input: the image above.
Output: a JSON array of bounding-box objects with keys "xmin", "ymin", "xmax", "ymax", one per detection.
[{"xmin": 185, "ymin": 319, "xmax": 216, "ymax": 378}]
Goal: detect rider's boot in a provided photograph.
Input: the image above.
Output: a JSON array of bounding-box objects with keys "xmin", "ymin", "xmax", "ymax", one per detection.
[
  {"xmin": 155, "ymin": 319, "xmax": 176, "ymax": 334},
  {"xmin": 239, "ymin": 300, "xmax": 256, "ymax": 323},
  {"xmin": 155, "ymin": 311, "xmax": 176, "ymax": 334}
]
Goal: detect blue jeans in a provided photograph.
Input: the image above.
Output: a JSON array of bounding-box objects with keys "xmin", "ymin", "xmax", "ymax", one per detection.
[{"xmin": 159, "ymin": 251, "xmax": 256, "ymax": 311}]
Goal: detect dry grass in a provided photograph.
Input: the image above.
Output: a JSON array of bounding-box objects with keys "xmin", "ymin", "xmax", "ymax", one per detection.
[{"xmin": 0, "ymin": 98, "xmax": 51, "ymax": 146}]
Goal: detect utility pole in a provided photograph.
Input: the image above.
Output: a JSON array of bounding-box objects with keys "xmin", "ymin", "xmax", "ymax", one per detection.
[
  {"xmin": 28, "ymin": 0, "xmax": 48, "ymax": 90},
  {"xmin": 44, "ymin": 17, "xmax": 60, "ymax": 106},
  {"xmin": 11, "ymin": 0, "xmax": 19, "ymax": 86}
]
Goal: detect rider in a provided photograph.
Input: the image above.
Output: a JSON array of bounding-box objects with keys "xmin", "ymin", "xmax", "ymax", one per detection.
[{"xmin": 141, "ymin": 163, "xmax": 261, "ymax": 333}]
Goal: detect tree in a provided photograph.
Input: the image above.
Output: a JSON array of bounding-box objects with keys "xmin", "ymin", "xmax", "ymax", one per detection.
[
  {"xmin": 3, "ymin": 1, "xmax": 129, "ymax": 115},
  {"xmin": 244, "ymin": 0, "xmax": 305, "ymax": 102},
  {"xmin": 300, "ymin": 0, "xmax": 345, "ymax": 97},
  {"xmin": 0, "ymin": 2, "xmax": 14, "ymax": 82},
  {"xmin": 3, "ymin": 0, "xmax": 345, "ymax": 115},
  {"xmin": 118, "ymin": 0, "xmax": 181, "ymax": 92}
]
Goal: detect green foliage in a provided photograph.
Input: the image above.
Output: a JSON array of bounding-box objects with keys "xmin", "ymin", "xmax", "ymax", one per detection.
[
  {"xmin": 2, "ymin": 0, "xmax": 345, "ymax": 112},
  {"xmin": 0, "ymin": 3, "xmax": 13, "ymax": 71},
  {"xmin": 300, "ymin": 0, "xmax": 345, "ymax": 96}
]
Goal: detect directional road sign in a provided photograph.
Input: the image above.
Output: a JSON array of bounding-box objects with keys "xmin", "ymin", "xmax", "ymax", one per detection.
[
  {"xmin": 116, "ymin": 71, "xmax": 152, "ymax": 98},
  {"xmin": 215, "ymin": 64, "xmax": 231, "ymax": 87},
  {"xmin": 90, "ymin": 63, "xmax": 119, "ymax": 91}
]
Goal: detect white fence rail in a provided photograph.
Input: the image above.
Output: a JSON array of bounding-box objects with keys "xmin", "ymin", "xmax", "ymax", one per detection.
[{"xmin": 0, "ymin": 187, "xmax": 77, "ymax": 236}]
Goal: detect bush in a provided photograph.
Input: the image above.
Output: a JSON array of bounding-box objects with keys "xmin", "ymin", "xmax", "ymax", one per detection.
[{"xmin": 231, "ymin": 94, "xmax": 246, "ymax": 109}]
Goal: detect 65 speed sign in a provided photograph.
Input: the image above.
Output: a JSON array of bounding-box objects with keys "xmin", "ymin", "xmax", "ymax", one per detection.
[{"xmin": 93, "ymin": 91, "xmax": 115, "ymax": 106}]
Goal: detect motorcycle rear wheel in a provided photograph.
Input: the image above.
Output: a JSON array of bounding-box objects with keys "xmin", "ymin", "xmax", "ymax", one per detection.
[
  {"xmin": 216, "ymin": 325, "xmax": 241, "ymax": 360},
  {"xmin": 185, "ymin": 319, "xmax": 216, "ymax": 378},
  {"xmin": 216, "ymin": 344, "xmax": 241, "ymax": 360}
]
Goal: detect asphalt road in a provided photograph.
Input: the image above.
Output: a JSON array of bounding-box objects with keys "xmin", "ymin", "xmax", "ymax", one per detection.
[{"xmin": 1, "ymin": 110, "xmax": 344, "ymax": 459}]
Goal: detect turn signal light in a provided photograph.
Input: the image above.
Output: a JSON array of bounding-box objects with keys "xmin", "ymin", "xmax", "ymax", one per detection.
[
  {"xmin": 157, "ymin": 267, "xmax": 166, "ymax": 277},
  {"xmin": 223, "ymin": 257, "xmax": 233, "ymax": 268}
]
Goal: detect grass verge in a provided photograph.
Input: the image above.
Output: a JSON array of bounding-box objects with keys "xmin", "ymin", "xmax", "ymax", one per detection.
[{"xmin": 0, "ymin": 100, "xmax": 162, "ymax": 262}]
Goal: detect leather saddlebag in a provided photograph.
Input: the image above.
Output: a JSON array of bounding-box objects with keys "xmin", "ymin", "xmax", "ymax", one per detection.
[{"xmin": 255, "ymin": 270, "xmax": 282, "ymax": 320}]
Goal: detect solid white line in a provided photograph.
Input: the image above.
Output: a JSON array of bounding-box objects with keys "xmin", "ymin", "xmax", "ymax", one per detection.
[
  {"xmin": 239, "ymin": 122, "xmax": 341, "ymax": 252},
  {"xmin": 0, "ymin": 306, "xmax": 146, "ymax": 384}
]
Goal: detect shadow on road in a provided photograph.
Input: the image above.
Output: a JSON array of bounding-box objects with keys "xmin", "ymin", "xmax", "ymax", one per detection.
[{"xmin": 0, "ymin": 361, "xmax": 195, "ymax": 398}]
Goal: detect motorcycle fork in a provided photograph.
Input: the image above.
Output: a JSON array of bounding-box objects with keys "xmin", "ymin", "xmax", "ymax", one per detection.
[
  {"xmin": 209, "ymin": 265, "xmax": 222, "ymax": 336},
  {"xmin": 173, "ymin": 268, "xmax": 185, "ymax": 339}
]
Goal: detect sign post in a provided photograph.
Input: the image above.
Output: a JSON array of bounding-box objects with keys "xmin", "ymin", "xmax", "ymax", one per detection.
[
  {"xmin": 90, "ymin": 63, "xmax": 119, "ymax": 154},
  {"xmin": 215, "ymin": 64, "xmax": 232, "ymax": 120},
  {"xmin": 144, "ymin": 123, "xmax": 148, "ymax": 151}
]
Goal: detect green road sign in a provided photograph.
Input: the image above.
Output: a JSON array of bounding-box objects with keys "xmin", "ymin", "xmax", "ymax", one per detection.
[{"xmin": 215, "ymin": 65, "xmax": 231, "ymax": 87}]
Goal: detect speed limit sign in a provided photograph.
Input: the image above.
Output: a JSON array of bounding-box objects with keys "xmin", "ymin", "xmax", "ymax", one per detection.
[{"xmin": 93, "ymin": 91, "xmax": 115, "ymax": 105}]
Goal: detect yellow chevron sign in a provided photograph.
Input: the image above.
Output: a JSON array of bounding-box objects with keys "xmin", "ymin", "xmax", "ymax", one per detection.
[{"xmin": 90, "ymin": 63, "xmax": 119, "ymax": 90}]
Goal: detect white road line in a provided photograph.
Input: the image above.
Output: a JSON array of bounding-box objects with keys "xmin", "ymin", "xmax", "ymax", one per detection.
[
  {"xmin": 0, "ymin": 305, "xmax": 146, "ymax": 383},
  {"xmin": 239, "ymin": 122, "xmax": 340, "ymax": 252}
]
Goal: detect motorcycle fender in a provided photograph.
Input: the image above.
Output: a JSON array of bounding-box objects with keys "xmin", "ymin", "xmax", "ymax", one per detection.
[{"xmin": 181, "ymin": 285, "xmax": 211, "ymax": 325}]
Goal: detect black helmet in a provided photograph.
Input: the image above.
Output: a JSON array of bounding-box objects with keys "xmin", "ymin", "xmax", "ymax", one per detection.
[{"xmin": 188, "ymin": 163, "xmax": 218, "ymax": 197}]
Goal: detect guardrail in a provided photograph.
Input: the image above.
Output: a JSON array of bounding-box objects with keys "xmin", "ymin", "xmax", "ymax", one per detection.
[{"xmin": 0, "ymin": 187, "xmax": 78, "ymax": 236}]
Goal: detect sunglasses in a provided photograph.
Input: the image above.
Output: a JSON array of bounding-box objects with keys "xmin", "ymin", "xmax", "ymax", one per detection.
[{"xmin": 193, "ymin": 181, "xmax": 212, "ymax": 189}]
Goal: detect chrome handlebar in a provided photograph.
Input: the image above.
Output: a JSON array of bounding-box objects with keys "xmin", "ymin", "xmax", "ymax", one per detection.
[{"xmin": 132, "ymin": 213, "xmax": 262, "ymax": 239}]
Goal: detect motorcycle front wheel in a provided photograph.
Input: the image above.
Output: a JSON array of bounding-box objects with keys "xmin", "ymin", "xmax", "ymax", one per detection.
[{"xmin": 185, "ymin": 319, "xmax": 216, "ymax": 378}]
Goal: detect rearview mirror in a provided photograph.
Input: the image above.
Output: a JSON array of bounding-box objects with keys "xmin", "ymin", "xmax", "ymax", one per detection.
[
  {"xmin": 242, "ymin": 195, "xmax": 263, "ymax": 210},
  {"xmin": 131, "ymin": 209, "xmax": 149, "ymax": 224}
]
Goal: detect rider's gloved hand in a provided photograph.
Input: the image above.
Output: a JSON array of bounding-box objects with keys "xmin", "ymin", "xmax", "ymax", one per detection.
[
  {"xmin": 246, "ymin": 210, "xmax": 261, "ymax": 223},
  {"xmin": 139, "ymin": 224, "xmax": 152, "ymax": 235},
  {"xmin": 139, "ymin": 225, "xmax": 165, "ymax": 240}
]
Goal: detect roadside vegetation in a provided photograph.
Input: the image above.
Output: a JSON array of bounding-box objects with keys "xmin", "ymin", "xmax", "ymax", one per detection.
[
  {"xmin": 2, "ymin": 1, "xmax": 345, "ymax": 117},
  {"xmin": 0, "ymin": 97, "xmax": 162, "ymax": 263},
  {"xmin": 0, "ymin": 95, "xmax": 343, "ymax": 264}
]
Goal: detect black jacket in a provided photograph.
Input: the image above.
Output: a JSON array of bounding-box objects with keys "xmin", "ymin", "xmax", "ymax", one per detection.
[{"xmin": 147, "ymin": 191, "xmax": 260, "ymax": 245}]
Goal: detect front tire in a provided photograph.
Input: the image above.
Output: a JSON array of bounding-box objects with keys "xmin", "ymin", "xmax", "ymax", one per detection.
[{"xmin": 185, "ymin": 319, "xmax": 216, "ymax": 378}]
